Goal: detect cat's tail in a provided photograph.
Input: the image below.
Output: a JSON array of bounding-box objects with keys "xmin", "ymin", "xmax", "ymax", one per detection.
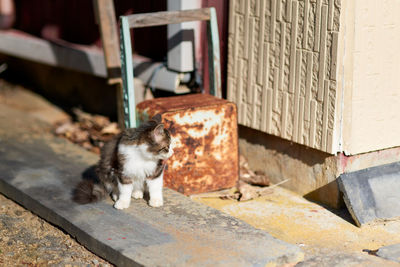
[{"xmin": 73, "ymin": 180, "xmax": 108, "ymax": 204}]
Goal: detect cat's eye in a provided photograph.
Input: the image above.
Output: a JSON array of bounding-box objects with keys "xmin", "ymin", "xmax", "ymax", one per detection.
[{"xmin": 159, "ymin": 147, "xmax": 169, "ymax": 153}]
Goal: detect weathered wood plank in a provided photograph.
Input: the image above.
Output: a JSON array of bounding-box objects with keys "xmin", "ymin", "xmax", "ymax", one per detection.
[
  {"xmin": 0, "ymin": 30, "xmax": 106, "ymax": 77},
  {"xmin": 93, "ymin": 0, "xmax": 124, "ymax": 128},
  {"xmin": 93, "ymin": 0, "xmax": 121, "ymax": 83},
  {"xmin": 126, "ymin": 8, "xmax": 211, "ymax": 28}
]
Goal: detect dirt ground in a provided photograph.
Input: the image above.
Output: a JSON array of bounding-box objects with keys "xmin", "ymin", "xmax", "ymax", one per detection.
[{"xmin": 0, "ymin": 194, "xmax": 112, "ymax": 266}]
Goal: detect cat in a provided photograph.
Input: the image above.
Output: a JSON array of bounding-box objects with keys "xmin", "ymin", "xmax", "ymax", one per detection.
[{"xmin": 73, "ymin": 114, "xmax": 173, "ymax": 209}]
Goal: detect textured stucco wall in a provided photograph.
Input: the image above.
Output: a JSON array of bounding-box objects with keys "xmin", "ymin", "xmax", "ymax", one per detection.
[{"xmin": 227, "ymin": 0, "xmax": 341, "ymax": 153}]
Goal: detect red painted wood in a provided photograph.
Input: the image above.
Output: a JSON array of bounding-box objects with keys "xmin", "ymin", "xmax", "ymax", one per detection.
[{"xmin": 200, "ymin": 0, "xmax": 229, "ymax": 97}]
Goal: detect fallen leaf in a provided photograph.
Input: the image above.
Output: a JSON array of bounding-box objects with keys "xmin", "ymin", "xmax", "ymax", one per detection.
[
  {"xmin": 238, "ymin": 180, "xmax": 262, "ymax": 201},
  {"xmin": 101, "ymin": 122, "xmax": 120, "ymax": 135},
  {"xmin": 72, "ymin": 129, "xmax": 89, "ymax": 143},
  {"xmin": 239, "ymin": 155, "xmax": 270, "ymax": 186},
  {"xmin": 54, "ymin": 121, "xmax": 75, "ymax": 135}
]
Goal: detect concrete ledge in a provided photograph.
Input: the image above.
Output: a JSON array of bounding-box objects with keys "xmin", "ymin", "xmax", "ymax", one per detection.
[
  {"xmin": 239, "ymin": 125, "xmax": 400, "ymax": 209},
  {"xmin": 0, "ymin": 106, "xmax": 303, "ymax": 266}
]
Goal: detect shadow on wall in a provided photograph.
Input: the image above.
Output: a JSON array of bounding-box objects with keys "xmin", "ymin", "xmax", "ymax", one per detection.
[
  {"xmin": 0, "ymin": 54, "xmax": 118, "ymax": 119},
  {"xmin": 239, "ymin": 125, "xmax": 330, "ymax": 166},
  {"xmin": 238, "ymin": 125, "xmax": 344, "ymax": 209}
]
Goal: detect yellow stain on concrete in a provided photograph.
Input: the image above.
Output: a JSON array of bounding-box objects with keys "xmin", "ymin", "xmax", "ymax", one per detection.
[{"xmin": 193, "ymin": 187, "xmax": 400, "ymax": 254}]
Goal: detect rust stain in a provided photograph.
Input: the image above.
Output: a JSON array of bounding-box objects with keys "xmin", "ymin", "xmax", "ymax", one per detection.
[{"xmin": 137, "ymin": 94, "xmax": 238, "ymax": 195}]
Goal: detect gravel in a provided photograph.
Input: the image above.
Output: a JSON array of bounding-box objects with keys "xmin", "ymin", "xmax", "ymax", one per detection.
[{"xmin": 0, "ymin": 194, "xmax": 112, "ymax": 266}]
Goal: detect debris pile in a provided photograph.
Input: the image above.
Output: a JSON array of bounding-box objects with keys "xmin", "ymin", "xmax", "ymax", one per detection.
[{"xmin": 54, "ymin": 108, "xmax": 120, "ymax": 154}]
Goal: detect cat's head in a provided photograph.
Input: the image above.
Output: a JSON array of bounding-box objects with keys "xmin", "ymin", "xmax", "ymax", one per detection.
[
  {"xmin": 121, "ymin": 114, "xmax": 173, "ymax": 160},
  {"xmin": 135, "ymin": 114, "xmax": 173, "ymax": 160},
  {"xmin": 147, "ymin": 121, "xmax": 173, "ymax": 160}
]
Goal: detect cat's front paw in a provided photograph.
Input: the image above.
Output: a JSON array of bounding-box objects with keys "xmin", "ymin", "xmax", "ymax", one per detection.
[
  {"xmin": 132, "ymin": 191, "xmax": 143, "ymax": 199},
  {"xmin": 114, "ymin": 199, "xmax": 130, "ymax": 210},
  {"xmin": 149, "ymin": 197, "xmax": 163, "ymax": 207}
]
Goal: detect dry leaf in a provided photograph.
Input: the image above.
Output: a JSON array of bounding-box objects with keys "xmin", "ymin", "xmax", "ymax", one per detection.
[
  {"xmin": 190, "ymin": 188, "xmax": 240, "ymax": 200},
  {"xmin": 238, "ymin": 180, "xmax": 261, "ymax": 201},
  {"xmin": 239, "ymin": 155, "xmax": 270, "ymax": 186},
  {"xmin": 72, "ymin": 129, "xmax": 89, "ymax": 143},
  {"xmin": 101, "ymin": 122, "xmax": 120, "ymax": 135},
  {"xmin": 54, "ymin": 121, "xmax": 75, "ymax": 135},
  {"xmin": 54, "ymin": 108, "xmax": 121, "ymax": 154},
  {"xmin": 92, "ymin": 115, "xmax": 110, "ymax": 129}
]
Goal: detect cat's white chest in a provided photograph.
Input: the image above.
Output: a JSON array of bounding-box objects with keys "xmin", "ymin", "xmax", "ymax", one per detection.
[{"xmin": 118, "ymin": 144, "xmax": 157, "ymax": 179}]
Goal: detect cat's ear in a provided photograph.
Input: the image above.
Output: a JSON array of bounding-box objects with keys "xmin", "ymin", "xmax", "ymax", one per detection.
[
  {"xmin": 152, "ymin": 124, "xmax": 164, "ymax": 143},
  {"xmin": 151, "ymin": 114, "xmax": 162, "ymax": 124}
]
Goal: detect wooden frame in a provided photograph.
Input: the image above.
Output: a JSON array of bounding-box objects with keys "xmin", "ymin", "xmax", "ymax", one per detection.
[{"xmin": 119, "ymin": 7, "xmax": 221, "ymax": 128}]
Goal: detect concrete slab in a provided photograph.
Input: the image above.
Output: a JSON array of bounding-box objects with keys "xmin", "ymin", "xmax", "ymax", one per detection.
[
  {"xmin": 193, "ymin": 181, "xmax": 400, "ymax": 264},
  {"xmin": 0, "ymin": 105, "xmax": 303, "ymax": 266},
  {"xmin": 377, "ymin": 244, "xmax": 400, "ymax": 263},
  {"xmin": 296, "ymin": 251, "xmax": 400, "ymax": 267},
  {"xmin": 338, "ymin": 162, "xmax": 400, "ymax": 226}
]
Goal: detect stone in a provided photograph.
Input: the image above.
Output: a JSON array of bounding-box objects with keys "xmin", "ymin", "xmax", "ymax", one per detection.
[
  {"xmin": 377, "ymin": 243, "xmax": 400, "ymax": 263},
  {"xmin": 297, "ymin": 251, "xmax": 400, "ymax": 267},
  {"xmin": 338, "ymin": 162, "xmax": 400, "ymax": 226}
]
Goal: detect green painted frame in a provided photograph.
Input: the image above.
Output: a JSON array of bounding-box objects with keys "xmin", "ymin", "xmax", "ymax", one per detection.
[{"xmin": 119, "ymin": 8, "xmax": 221, "ymax": 128}]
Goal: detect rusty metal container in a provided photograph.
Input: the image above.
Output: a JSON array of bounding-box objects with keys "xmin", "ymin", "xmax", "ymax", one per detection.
[{"xmin": 137, "ymin": 94, "xmax": 238, "ymax": 195}]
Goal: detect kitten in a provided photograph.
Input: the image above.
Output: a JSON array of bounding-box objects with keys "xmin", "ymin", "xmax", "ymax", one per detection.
[{"xmin": 73, "ymin": 114, "xmax": 173, "ymax": 209}]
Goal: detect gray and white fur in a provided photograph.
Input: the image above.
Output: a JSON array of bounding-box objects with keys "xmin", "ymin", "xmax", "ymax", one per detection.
[{"xmin": 73, "ymin": 115, "xmax": 173, "ymax": 209}]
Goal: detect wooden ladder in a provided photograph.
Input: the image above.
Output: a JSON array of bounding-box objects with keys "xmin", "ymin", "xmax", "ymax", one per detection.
[{"xmin": 119, "ymin": 8, "xmax": 221, "ymax": 128}]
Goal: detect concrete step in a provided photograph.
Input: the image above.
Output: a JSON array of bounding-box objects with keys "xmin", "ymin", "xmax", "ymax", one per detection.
[
  {"xmin": 339, "ymin": 162, "xmax": 400, "ymax": 226},
  {"xmin": 0, "ymin": 105, "xmax": 303, "ymax": 266}
]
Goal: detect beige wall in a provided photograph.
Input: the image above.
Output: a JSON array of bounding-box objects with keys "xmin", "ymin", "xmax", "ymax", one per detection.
[
  {"xmin": 227, "ymin": 0, "xmax": 341, "ymax": 154},
  {"xmin": 339, "ymin": 0, "xmax": 400, "ymax": 155}
]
